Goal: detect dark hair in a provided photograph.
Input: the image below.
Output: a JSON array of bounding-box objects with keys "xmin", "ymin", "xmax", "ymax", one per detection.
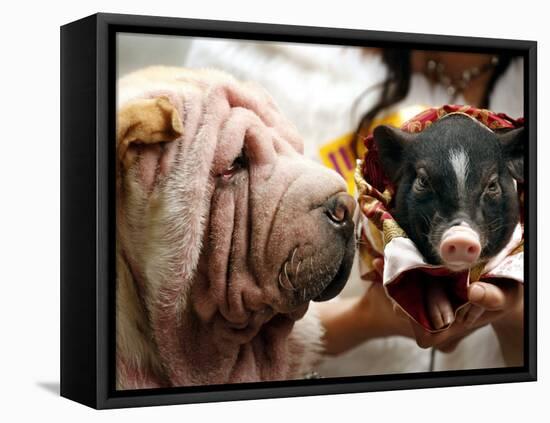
[{"xmin": 352, "ymin": 50, "xmax": 514, "ymax": 158}]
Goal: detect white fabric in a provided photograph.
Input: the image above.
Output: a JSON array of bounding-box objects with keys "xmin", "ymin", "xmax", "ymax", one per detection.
[
  {"xmin": 183, "ymin": 40, "xmax": 523, "ymax": 376},
  {"xmin": 383, "ymin": 236, "xmax": 433, "ymax": 284},
  {"xmin": 185, "ymin": 39, "xmax": 387, "ymax": 161},
  {"xmin": 383, "ymin": 223, "xmax": 523, "ymax": 286},
  {"xmin": 484, "ymin": 223, "xmax": 523, "ymax": 279}
]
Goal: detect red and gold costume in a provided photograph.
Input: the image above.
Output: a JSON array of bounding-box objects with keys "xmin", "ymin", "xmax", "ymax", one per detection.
[{"xmin": 355, "ymin": 105, "xmax": 524, "ymax": 332}]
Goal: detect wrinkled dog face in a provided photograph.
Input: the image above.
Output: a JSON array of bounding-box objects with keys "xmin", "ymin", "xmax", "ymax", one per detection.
[
  {"xmin": 198, "ymin": 136, "xmax": 356, "ymax": 323},
  {"xmin": 205, "ymin": 147, "xmax": 354, "ymax": 310},
  {"xmin": 117, "ymin": 68, "xmax": 355, "ymax": 349}
]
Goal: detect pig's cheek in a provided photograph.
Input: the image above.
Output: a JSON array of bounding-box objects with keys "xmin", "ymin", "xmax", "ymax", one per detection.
[
  {"xmin": 412, "ymin": 218, "xmax": 439, "ymax": 263},
  {"xmin": 479, "ymin": 198, "xmax": 513, "ymax": 257}
]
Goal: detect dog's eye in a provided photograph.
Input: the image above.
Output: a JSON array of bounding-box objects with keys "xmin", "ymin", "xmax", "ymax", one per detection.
[{"xmin": 220, "ymin": 152, "xmax": 247, "ymax": 180}]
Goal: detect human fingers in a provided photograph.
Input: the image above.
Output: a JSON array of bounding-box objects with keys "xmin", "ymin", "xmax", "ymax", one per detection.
[
  {"xmin": 455, "ymin": 303, "xmax": 471, "ymax": 324},
  {"xmin": 372, "ymin": 258, "xmax": 384, "ymax": 277},
  {"xmin": 463, "ymin": 304, "xmax": 485, "ymax": 327},
  {"xmin": 468, "ymin": 281, "xmax": 507, "ymax": 311},
  {"xmin": 427, "ymin": 284, "xmax": 453, "ymax": 330}
]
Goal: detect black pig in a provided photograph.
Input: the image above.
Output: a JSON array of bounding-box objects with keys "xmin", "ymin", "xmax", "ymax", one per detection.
[{"xmin": 373, "ymin": 113, "xmax": 523, "ymax": 329}]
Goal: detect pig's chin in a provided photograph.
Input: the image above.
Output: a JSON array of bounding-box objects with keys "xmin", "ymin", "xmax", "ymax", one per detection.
[
  {"xmin": 428, "ymin": 249, "xmax": 479, "ymax": 273},
  {"xmin": 441, "ymin": 261, "xmax": 476, "ymax": 273}
]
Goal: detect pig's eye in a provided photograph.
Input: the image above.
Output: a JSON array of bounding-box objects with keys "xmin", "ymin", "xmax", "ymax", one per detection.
[
  {"xmin": 414, "ymin": 171, "xmax": 430, "ymax": 192},
  {"xmin": 220, "ymin": 151, "xmax": 248, "ymax": 180},
  {"xmin": 485, "ymin": 179, "xmax": 501, "ymax": 197}
]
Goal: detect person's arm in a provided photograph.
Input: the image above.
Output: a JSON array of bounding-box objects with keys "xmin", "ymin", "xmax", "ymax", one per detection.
[
  {"xmin": 492, "ymin": 300, "xmax": 524, "ymax": 366},
  {"xmin": 317, "ymin": 283, "xmax": 412, "ymax": 356},
  {"xmin": 471, "ymin": 281, "xmax": 524, "ymax": 366}
]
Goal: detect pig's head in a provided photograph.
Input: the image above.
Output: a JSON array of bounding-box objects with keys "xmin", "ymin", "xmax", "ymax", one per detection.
[{"xmin": 374, "ymin": 113, "xmax": 523, "ymax": 272}]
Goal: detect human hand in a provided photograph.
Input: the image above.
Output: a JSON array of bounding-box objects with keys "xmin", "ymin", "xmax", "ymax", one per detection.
[
  {"xmin": 371, "ymin": 258, "xmax": 523, "ymax": 355},
  {"xmin": 410, "ymin": 278, "xmax": 523, "ymax": 353}
]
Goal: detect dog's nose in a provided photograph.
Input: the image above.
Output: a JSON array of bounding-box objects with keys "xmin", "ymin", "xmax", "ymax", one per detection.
[{"xmin": 325, "ymin": 192, "xmax": 355, "ymax": 225}]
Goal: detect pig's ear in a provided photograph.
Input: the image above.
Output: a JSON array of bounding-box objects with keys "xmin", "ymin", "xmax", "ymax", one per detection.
[
  {"xmin": 117, "ymin": 96, "xmax": 184, "ymax": 170},
  {"xmin": 496, "ymin": 127, "xmax": 524, "ymax": 183},
  {"xmin": 373, "ymin": 125, "xmax": 414, "ymax": 182}
]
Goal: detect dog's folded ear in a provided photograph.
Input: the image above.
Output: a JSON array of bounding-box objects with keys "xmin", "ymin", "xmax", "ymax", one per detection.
[{"xmin": 117, "ymin": 96, "xmax": 184, "ymax": 170}]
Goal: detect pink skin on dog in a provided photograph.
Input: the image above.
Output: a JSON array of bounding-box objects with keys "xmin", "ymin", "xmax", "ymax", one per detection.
[{"xmin": 116, "ymin": 67, "xmax": 355, "ymax": 388}]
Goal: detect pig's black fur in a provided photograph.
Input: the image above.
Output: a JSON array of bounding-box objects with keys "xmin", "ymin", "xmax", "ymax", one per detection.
[{"xmin": 374, "ymin": 113, "xmax": 524, "ymax": 267}]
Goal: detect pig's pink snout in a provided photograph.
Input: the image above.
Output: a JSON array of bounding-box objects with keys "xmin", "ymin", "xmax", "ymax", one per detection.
[{"xmin": 439, "ymin": 225, "xmax": 481, "ymax": 269}]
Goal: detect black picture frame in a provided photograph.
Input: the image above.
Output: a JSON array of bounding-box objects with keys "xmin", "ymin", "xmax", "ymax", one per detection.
[{"xmin": 60, "ymin": 12, "xmax": 537, "ymax": 409}]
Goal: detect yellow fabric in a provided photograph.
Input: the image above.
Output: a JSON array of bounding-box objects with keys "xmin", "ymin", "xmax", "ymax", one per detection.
[
  {"xmin": 319, "ymin": 132, "xmax": 356, "ymax": 194},
  {"xmin": 319, "ymin": 105, "xmax": 429, "ymax": 194},
  {"xmin": 358, "ymin": 104, "xmax": 429, "ymax": 156}
]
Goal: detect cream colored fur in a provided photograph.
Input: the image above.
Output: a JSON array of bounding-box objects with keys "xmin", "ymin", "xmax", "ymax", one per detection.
[{"xmin": 116, "ymin": 67, "xmax": 339, "ymax": 388}]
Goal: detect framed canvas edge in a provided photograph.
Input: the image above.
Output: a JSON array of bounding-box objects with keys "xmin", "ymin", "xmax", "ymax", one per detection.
[
  {"xmin": 525, "ymin": 39, "xmax": 537, "ymax": 382},
  {"xmin": 98, "ymin": 370, "xmax": 536, "ymax": 409},
  {"xmin": 62, "ymin": 12, "xmax": 537, "ymax": 409},
  {"xmin": 60, "ymin": 13, "xmax": 99, "ymax": 409}
]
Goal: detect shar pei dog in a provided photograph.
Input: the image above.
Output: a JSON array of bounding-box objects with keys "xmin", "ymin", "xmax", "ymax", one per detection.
[{"xmin": 116, "ymin": 67, "xmax": 355, "ymax": 389}]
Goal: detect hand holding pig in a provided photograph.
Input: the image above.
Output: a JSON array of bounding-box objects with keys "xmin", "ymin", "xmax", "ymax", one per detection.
[
  {"xmin": 373, "ymin": 113, "xmax": 524, "ymax": 331},
  {"xmin": 368, "ymin": 257, "xmax": 524, "ymax": 364},
  {"xmin": 317, "ymin": 257, "xmax": 523, "ymax": 366},
  {"xmin": 411, "ymin": 278, "xmax": 523, "ymax": 365}
]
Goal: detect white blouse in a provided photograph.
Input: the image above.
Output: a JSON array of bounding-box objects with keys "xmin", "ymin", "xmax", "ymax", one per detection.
[{"xmin": 183, "ymin": 38, "xmax": 524, "ymax": 376}]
